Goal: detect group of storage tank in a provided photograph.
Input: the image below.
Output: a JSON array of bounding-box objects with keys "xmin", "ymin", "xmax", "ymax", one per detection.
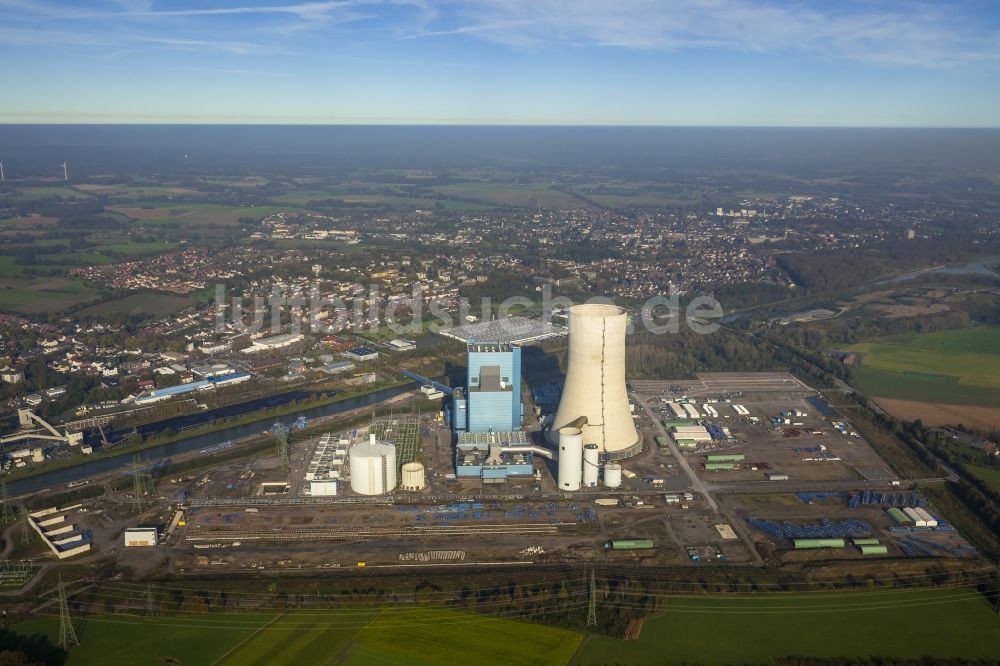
[{"xmin": 557, "ymin": 426, "xmax": 623, "ymax": 491}]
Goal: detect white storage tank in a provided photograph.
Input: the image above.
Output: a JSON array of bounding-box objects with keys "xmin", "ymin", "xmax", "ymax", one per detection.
[
  {"xmin": 401, "ymin": 461, "xmax": 426, "ymax": 491},
  {"xmin": 349, "ymin": 439, "xmax": 397, "ymax": 496},
  {"xmin": 558, "ymin": 427, "xmax": 583, "ymax": 491},
  {"xmin": 31, "ymin": 448, "xmax": 44, "ymax": 463},
  {"xmin": 583, "ymin": 444, "xmax": 600, "ymax": 488},
  {"xmin": 604, "ymin": 463, "xmax": 622, "ymax": 488}
]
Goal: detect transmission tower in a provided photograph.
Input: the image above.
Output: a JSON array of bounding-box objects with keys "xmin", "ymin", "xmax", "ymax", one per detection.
[
  {"xmin": 130, "ymin": 455, "xmax": 154, "ymax": 513},
  {"xmin": 57, "ymin": 575, "xmax": 79, "ymax": 649},
  {"xmin": 587, "ymin": 567, "xmax": 597, "ymax": 628},
  {"xmin": 145, "ymin": 583, "xmax": 157, "ymax": 617},
  {"xmin": 276, "ymin": 428, "xmax": 290, "ymax": 470},
  {"xmin": 0, "ymin": 479, "xmax": 13, "ymax": 524},
  {"xmin": 20, "ymin": 506, "xmax": 33, "ymax": 544}
]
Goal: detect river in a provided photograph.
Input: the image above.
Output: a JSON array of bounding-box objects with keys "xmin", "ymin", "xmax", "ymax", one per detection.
[{"xmin": 7, "ymin": 384, "xmax": 413, "ymax": 496}]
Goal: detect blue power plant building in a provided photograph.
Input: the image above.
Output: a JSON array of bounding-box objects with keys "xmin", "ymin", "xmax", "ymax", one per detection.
[{"xmin": 466, "ymin": 343, "xmax": 521, "ymax": 432}]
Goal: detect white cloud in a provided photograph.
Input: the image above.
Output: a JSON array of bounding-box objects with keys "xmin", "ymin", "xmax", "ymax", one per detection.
[{"xmin": 421, "ymin": 0, "xmax": 1000, "ymax": 68}]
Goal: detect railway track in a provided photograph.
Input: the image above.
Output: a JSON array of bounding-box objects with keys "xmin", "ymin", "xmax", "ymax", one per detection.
[{"xmin": 185, "ymin": 522, "xmax": 572, "ymax": 542}]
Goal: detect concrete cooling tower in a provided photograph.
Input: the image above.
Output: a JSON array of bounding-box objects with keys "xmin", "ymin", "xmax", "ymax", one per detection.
[{"xmin": 547, "ymin": 304, "xmax": 640, "ymax": 460}]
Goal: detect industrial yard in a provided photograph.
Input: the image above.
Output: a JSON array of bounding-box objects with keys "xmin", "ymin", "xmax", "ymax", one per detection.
[
  {"xmin": 2, "ymin": 305, "xmax": 991, "ymax": 666},
  {"xmin": 16, "ymin": 353, "xmax": 984, "ymax": 576}
]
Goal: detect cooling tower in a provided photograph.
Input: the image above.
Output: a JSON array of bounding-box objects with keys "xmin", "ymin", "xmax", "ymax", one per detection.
[
  {"xmin": 558, "ymin": 427, "xmax": 583, "ymax": 491},
  {"xmin": 547, "ymin": 304, "xmax": 640, "ymax": 459}
]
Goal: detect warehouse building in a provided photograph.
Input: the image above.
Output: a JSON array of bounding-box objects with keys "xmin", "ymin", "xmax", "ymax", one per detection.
[
  {"xmin": 671, "ymin": 425, "xmax": 712, "ymax": 446},
  {"xmin": 242, "ymin": 333, "xmax": 305, "ymax": 354},
  {"xmin": 134, "ymin": 372, "xmax": 252, "ymax": 405},
  {"xmin": 124, "ymin": 527, "xmax": 159, "ymax": 547},
  {"xmin": 345, "ymin": 346, "xmax": 379, "ymax": 362}
]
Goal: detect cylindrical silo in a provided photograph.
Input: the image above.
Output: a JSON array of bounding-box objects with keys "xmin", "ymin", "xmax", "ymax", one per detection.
[
  {"xmin": 583, "ymin": 444, "xmax": 600, "ymax": 488},
  {"xmin": 349, "ymin": 441, "xmax": 397, "ymax": 495},
  {"xmin": 604, "ymin": 463, "xmax": 622, "ymax": 488},
  {"xmin": 558, "ymin": 427, "xmax": 583, "ymax": 491},
  {"xmin": 401, "ymin": 461, "xmax": 426, "ymax": 491},
  {"xmin": 546, "ymin": 304, "xmax": 640, "ymax": 459}
]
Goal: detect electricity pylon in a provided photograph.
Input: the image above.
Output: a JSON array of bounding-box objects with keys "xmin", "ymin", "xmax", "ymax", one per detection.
[
  {"xmin": 57, "ymin": 575, "xmax": 79, "ymax": 649},
  {"xmin": 276, "ymin": 428, "xmax": 290, "ymax": 470},
  {"xmin": 0, "ymin": 479, "xmax": 13, "ymax": 524},
  {"xmin": 587, "ymin": 567, "xmax": 597, "ymax": 628},
  {"xmin": 129, "ymin": 455, "xmax": 154, "ymax": 513}
]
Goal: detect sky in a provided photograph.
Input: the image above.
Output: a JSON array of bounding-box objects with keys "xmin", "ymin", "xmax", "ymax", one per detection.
[{"xmin": 1, "ymin": 0, "xmax": 999, "ymax": 126}]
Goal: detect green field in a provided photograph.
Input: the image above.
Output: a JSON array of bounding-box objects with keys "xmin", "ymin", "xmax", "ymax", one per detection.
[
  {"xmin": 11, "ymin": 186, "xmax": 95, "ymax": 201},
  {"xmin": 432, "ymin": 182, "xmax": 588, "ymax": 208},
  {"xmin": 574, "ymin": 589, "xmax": 1000, "ymax": 665},
  {"xmin": 0, "ymin": 277, "xmax": 101, "ymax": 312},
  {"xmin": 75, "ymin": 292, "xmax": 191, "ymax": 317},
  {"xmin": 967, "ymin": 463, "xmax": 1000, "ymax": 492},
  {"xmin": 99, "ymin": 240, "xmax": 177, "ymax": 255},
  {"xmin": 13, "ymin": 607, "xmax": 582, "ymax": 666},
  {"xmin": 111, "ymin": 203, "xmax": 306, "ymax": 227},
  {"xmin": 343, "ymin": 608, "xmax": 583, "ymax": 666},
  {"xmin": 848, "ymin": 327, "xmax": 1000, "ymax": 403},
  {"xmin": 850, "ymin": 366, "xmax": 1000, "ymax": 408},
  {"xmin": 216, "ymin": 609, "xmax": 376, "ymax": 665},
  {"xmin": 13, "ymin": 613, "xmax": 272, "ymax": 666}
]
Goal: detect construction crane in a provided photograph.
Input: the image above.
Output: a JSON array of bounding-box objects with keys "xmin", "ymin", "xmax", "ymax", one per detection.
[{"xmin": 0, "ymin": 410, "xmax": 83, "ymax": 447}]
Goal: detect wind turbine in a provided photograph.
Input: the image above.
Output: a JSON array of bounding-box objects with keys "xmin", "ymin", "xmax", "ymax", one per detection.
[{"xmin": 60, "ymin": 161, "xmax": 68, "ymax": 181}]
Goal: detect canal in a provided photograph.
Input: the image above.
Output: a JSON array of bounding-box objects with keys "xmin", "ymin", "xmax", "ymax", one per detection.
[{"xmin": 8, "ymin": 384, "xmax": 413, "ymax": 496}]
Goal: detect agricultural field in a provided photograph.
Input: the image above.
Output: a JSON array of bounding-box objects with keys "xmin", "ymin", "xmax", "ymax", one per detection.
[
  {"xmin": 13, "ymin": 607, "xmax": 583, "ymax": 666},
  {"xmin": 110, "ymin": 203, "xmax": 305, "ymax": 227},
  {"xmin": 75, "ymin": 184, "xmax": 203, "ymax": 199},
  {"xmin": 10, "ymin": 186, "xmax": 95, "ymax": 201},
  {"xmin": 848, "ymin": 327, "xmax": 1000, "ymax": 429},
  {"xmin": 216, "ymin": 609, "xmax": 376, "ymax": 666},
  {"xmin": 0, "ymin": 276, "xmax": 101, "ymax": 313},
  {"xmin": 849, "ymin": 331, "xmax": 1000, "ymax": 389},
  {"xmin": 967, "ymin": 463, "xmax": 1000, "ymax": 493},
  {"xmin": 870, "ymin": 397, "xmax": 1000, "ymax": 432},
  {"xmin": 432, "ymin": 182, "xmax": 589, "ymax": 209},
  {"xmin": 75, "ymin": 292, "xmax": 191, "ymax": 318},
  {"xmin": 12, "ymin": 613, "xmax": 272, "ymax": 666},
  {"xmin": 343, "ymin": 607, "xmax": 584, "ymax": 666},
  {"xmin": 574, "ymin": 588, "xmax": 1000, "ymax": 665}
]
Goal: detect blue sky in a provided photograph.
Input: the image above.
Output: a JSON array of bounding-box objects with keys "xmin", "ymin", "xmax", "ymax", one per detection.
[{"xmin": 1, "ymin": 0, "xmax": 998, "ymax": 125}]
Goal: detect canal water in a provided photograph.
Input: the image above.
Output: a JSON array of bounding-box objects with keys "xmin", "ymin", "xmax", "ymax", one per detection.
[{"xmin": 8, "ymin": 384, "xmax": 412, "ymax": 496}]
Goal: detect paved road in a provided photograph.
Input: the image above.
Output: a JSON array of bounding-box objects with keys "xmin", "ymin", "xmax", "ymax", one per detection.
[{"xmin": 632, "ymin": 391, "xmax": 719, "ymax": 513}]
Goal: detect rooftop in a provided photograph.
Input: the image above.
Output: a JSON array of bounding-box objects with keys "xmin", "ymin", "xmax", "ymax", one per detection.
[{"xmin": 439, "ymin": 317, "xmax": 566, "ymax": 344}]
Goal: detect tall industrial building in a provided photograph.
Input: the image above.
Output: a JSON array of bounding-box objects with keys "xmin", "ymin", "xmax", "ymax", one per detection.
[
  {"xmin": 547, "ymin": 304, "xmax": 640, "ymax": 459},
  {"xmin": 466, "ymin": 343, "xmax": 522, "ymax": 432}
]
